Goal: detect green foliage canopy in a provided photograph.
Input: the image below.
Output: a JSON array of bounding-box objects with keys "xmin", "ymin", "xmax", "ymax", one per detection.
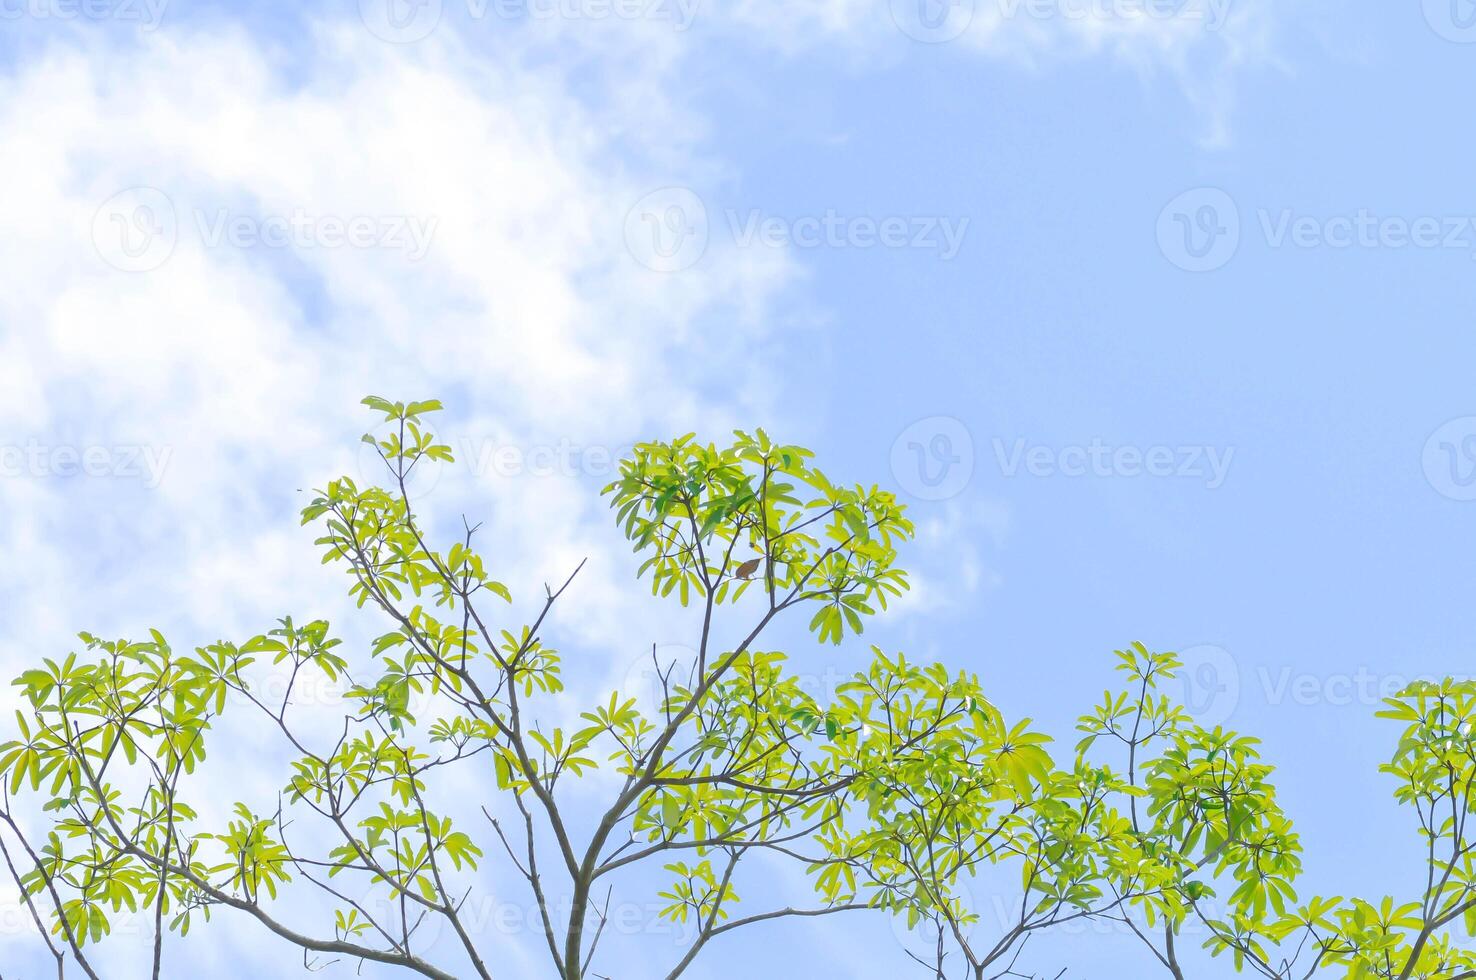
[{"xmin": 0, "ymin": 398, "xmax": 1470, "ymax": 980}]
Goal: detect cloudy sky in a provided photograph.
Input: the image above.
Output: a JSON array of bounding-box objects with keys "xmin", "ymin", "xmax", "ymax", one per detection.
[{"xmin": 3, "ymin": 0, "xmax": 1476, "ymax": 977}]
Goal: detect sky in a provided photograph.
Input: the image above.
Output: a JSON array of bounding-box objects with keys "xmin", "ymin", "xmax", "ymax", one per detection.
[{"xmin": 1, "ymin": 0, "xmax": 1475, "ymax": 977}]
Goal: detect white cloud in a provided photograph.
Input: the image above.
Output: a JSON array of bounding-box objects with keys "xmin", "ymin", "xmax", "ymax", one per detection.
[
  {"xmin": 0, "ymin": 15, "xmax": 795, "ymax": 977},
  {"xmin": 0, "ymin": 0, "xmax": 1287, "ymax": 972},
  {"xmin": 889, "ymin": 499, "xmax": 1010, "ymax": 622},
  {"xmin": 722, "ymin": 0, "xmax": 1278, "ymax": 145},
  {"xmin": 0, "ymin": 16, "xmax": 794, "ymax": 631}
]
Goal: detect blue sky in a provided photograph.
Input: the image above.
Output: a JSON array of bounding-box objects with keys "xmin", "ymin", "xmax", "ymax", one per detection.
[{"xmin": 2, "ymin": 0, "xmax": 1476, "ymax": 977}]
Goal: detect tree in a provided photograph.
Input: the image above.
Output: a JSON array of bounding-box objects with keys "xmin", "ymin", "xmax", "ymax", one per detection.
[
  {"xmin": 855, "ymin": 642, "xmax": 1303, "ymax": 980},
  {"xmin": 1186, "ymin": 679, "xmax": 1476, "ymax": 980},
  {"xmin": 4, "ymin": 397, "xmax": 1466, "ymax": 980},
  {"xmin": 0, "ymin": 397, "xmax": 1005, "ymax": 979},
  {"xmin": 1074, "ymin": 645, "xmax": 1304, "ymax": 980},
  {"xmin": 842, "ymin": 647, "xmax": 1476, "ymax": 980}
]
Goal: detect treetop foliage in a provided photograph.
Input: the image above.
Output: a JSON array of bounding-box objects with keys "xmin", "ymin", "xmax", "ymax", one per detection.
[{"xmin": 0, "ymin": 397, "xmax": 1472, "ymax": 980}]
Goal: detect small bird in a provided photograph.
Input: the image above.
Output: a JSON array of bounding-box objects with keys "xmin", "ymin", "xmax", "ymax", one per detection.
[{"xmin": 734, "ymin": 557, "xmax": 763, "ymax": 580}]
